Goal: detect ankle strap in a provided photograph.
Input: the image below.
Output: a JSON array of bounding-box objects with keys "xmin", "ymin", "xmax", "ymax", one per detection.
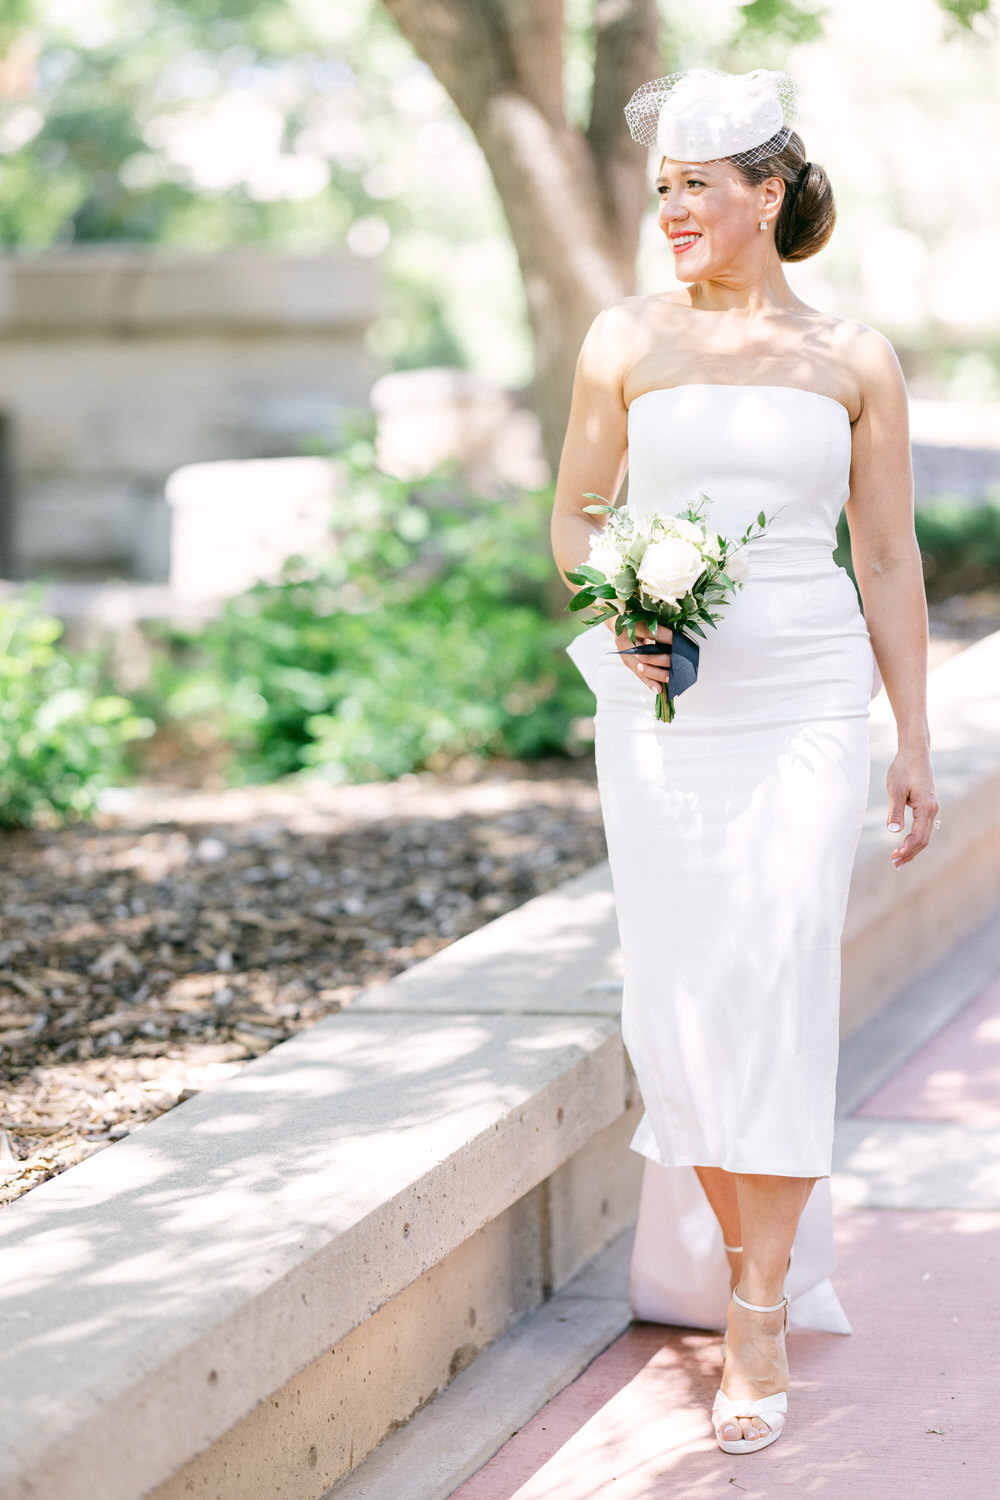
[
  {"xmin": 722, "ymin": 1242, "xmax": 743, "ymax": 1253},
  {"xmin": 732, "ymin": 1287, "xmax": 788, "ymax": 1314}
]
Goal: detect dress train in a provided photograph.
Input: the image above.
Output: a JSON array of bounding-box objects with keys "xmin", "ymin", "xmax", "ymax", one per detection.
[{"xmin": 630, "ymin": 1154, "xmax": 851, "ymax": 1334}]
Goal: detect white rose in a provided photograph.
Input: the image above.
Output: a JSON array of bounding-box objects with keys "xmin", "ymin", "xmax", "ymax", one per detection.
[
  {"xmin": 668, "ymin": 517, "xmax": 706, "ymax": 545},
  {"xmin": 726, "ymin": 546, "xmax": 750, "ymax": 583},
  {"xmin": 636, "ymin": 537, "xmax": 705, "ymax": 605},
  {"xmin": 587, "ymin": 533, "xmax": 623, "ymax": 579}
]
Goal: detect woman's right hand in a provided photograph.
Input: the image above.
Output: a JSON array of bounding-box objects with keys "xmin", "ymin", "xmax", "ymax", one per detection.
[{"xmin": 609, "ymin": 618, "xmax": 672, "ymax": 692}]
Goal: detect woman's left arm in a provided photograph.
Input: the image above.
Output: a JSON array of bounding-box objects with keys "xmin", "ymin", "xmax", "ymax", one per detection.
[{"xmin": 844, "ymin": 328, "xmax": 939, "ymax": 867}]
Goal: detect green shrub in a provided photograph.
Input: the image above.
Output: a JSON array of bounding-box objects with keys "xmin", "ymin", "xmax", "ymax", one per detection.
[
  {"xmin": 0, "ymin": 599, "xmax": 154, "ymax": 827},
  {"xmin": 913, "ymin": 499, "xmax": 1000, "ymax": 601},
  {"xmin": 147, "ymin": 443, "xmax": 595, "ymax": 784},
  {"xmin": 835, "ymin": 499, "xmax": 1000, "ymax": 603}
]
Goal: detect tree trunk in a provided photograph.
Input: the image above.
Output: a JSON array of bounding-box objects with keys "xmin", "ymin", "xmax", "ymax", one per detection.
[{"xmin": 379, "ymin": 0, "xmax": 660, "ymax": 471}]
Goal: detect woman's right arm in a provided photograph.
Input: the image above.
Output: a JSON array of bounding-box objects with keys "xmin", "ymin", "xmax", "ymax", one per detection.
[
  {"xmin": 550, "ymin": 306, "xmax": 631, "ymax": 586},
  {"xmin": 551, "ymin": 302, "xmax": 672, "ymax": 693}
]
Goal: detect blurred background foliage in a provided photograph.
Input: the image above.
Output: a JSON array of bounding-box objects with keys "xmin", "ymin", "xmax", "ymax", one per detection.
[
  {"xmin": 0, "ymin": 597, "xmax": 153, "ymax": 826},
  {"xmin": 0, "ymin": 0, "xmax": 528, "ymax": 375},
  {"xmin": 138, "ymin": 435, "xmax": 596, "ymax": 787},
  {"xmin": 0, "ymin": 466, "xmax": 997, "ymax": 821},
  {"xmin": 0, "ymin": 0, "xmax": 998, "ymax": 816},
  {"xmin": 2, "ymin": 0, "xmax": 996, "ymax": 388},
  {"xmin": 837, "ymin": 504, "xmax": 1000, "ymax": 604}
]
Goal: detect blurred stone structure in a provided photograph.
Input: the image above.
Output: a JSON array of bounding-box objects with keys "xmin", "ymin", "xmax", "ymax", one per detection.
[
  {"xmin": 166, "ymin": 456, "xmax": 340, "ymax": 606},
  {"xmin": 0, "ymin": 249, "xmax": 376, "ymax": 581},
  {"xmin": 371, "ymin": 368, "xmax": 550, "ymax": 493}
]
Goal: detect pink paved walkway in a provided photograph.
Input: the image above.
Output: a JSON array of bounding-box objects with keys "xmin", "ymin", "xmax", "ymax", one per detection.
[
  {"xmin": 450, "ymin": 966, "xmax": 1000, "ymax": 1500},
  {"xmin": 856, "ymin": 972, "xmax": 1000, "ymax": 1127}
]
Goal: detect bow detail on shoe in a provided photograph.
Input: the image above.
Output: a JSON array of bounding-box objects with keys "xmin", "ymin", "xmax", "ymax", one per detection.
[{"xmin": 712, "ymin": 1389, "xmax": 787, "ymax": 1453}]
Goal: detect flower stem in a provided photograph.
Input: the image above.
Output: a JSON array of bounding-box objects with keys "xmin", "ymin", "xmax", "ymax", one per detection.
[{"xmin": 656, "ymin": 685, "xmax": 674, "ymax": 723}]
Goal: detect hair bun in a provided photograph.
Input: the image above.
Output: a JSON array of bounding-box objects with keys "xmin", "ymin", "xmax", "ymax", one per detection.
[
  {"xmin": 780, "ymin": 158, "xmax": 835, "ymax": 261},
  {"xmin": 721, "ymin": 130, "xmax": 836, "ymax": 261}
]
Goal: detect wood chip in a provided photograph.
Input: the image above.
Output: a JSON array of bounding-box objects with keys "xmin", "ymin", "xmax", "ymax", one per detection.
[
  {"xmin": 230, "ymin": 910, "xmax": 303, "ymax": 932},
  {"xmin": 2, "ymin": 973, "xmax": 45, "ymax": 1001},
  {"xmin": 37, "ymin": 968, "xmax": 86, "ymax": 987},
  {"xmin": 89, "ymin": 941, "xmax": 144, "ymax": 978}
]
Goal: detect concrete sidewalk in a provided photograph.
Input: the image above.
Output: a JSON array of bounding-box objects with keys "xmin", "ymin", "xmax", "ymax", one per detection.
[{"xmin": 446, "ymin": 910, "xmax": 1000, "ymax": 1500}]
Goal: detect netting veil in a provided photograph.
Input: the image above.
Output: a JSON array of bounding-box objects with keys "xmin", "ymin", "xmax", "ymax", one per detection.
[{"xmin": 624, "ymin": 69, "xmax": 798, "ymax": 167}]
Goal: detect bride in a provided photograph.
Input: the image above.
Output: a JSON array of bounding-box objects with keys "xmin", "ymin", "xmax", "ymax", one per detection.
[{"xmin": 551, "ymin": 69, "xmax": 938, "ymax": 1455}]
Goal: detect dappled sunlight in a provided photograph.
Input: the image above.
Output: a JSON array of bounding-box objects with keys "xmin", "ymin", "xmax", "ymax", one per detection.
[
  {"xmin": 1, "ymin": 767, "xmax": 607, "ymax": 1210},
  {"xmin": 458, "ymin": 1208, "xmax": 1000, "ymax": 1500},
  {"xmin": 25, "ymin": 1315, "xmax": 112, "ymax": 1350},
  {"xmin": 358, "ymin": 863, "xmax": 624, "ymax": 1019},
  {"xmin": 834, "ymin": 1118, "xmax": 1000, "ymax": 1211},
  {"xmin": 0, "ymin": 1228, "xmax": 93, "ymax": 1297},
  {"xmin": 192, "ymin": 1112, "xmax": 263, "ymax": 1135},
  {"xmin": 510, "ymin": 1028, "xmax": 607, "ymax": 1055},
  {"xmin": 1, "ymin": 983, "xmax": 619, "ymax": 1385},
  {"xmin": 855, "ymin": 974, "xmax": 1000, "ymax": 1129},
  {"xmin": 912, "ymin": 1065, "xmax": 1000, "ymax": 1127}
]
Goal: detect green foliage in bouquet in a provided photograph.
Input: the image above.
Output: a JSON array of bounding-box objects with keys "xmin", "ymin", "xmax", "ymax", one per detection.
[
  {"xmin": 0, "ymin": 599, "xmax": 154, "ymax": 827},
  {"xmin": 147, "ymin": 442, "xmax": 595, "ymax": 784},
  {"xmin": 568, "ymin": 495, "xmax": 763, "ymax": 643}
]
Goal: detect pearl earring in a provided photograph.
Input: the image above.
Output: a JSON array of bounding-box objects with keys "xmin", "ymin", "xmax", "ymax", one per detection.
[{"xmin": 759, "ymin": 218, "xmax": 767, "ymax": 231}]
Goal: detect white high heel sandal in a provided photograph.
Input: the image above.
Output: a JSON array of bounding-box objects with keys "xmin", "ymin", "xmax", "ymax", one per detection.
[
  {"xmin": 712, "ymin": 1287, "xmax": 789, "ymax": 1456},
  {"xmin": 720, "ymin": 1247, "xmax": 790, "ymax": 1353}
]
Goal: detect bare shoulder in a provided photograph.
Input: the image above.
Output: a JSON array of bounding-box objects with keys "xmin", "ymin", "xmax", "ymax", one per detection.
[
  {"xmin": 789, "ymin": 313, "xmax": 904, "ymax": 422},
  {"xmin": 576, "ymin": 293, "xmax": 674, "ymax": 396},
  {"xmin": 827, "ymin": 318, "xmax": 906, "ymax": 397},
  {"xmin": 581, "ymin": 294, "xmax": 666, "ymax": 353}
]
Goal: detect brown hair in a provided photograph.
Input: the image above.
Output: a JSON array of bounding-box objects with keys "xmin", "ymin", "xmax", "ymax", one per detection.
[{"xmin": 730, "ymin": 131, "xmax": 836, "ymax": 262}]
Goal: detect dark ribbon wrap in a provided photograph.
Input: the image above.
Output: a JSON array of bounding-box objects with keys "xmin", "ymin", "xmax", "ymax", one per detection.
[{"xmin": 617, "ymin": 630, "xmax": 701, "ymax": 704}]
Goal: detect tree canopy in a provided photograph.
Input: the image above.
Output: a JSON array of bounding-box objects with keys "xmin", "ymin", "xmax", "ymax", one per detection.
[{"xmin": 1, "ymin": 1, "xmax": 995, "ymax": 459}]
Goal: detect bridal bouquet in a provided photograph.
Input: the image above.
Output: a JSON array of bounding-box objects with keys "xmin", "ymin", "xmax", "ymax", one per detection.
[{"xmin": 566, "ymin": 496, "xmax": 769, "ymax": 722}]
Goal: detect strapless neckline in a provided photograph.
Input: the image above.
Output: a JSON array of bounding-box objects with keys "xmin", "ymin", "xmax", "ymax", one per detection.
[{"xmin": 627, "ymin": 384, "xmax": 851, "ymax": 422}]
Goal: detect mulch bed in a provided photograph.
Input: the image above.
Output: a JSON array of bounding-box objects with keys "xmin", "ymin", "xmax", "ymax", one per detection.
[{"xmin": 0, "ymin": 759, "xmax": 605, "ymax": 1208}]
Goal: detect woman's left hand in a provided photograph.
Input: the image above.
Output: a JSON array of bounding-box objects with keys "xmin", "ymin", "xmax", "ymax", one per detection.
[{"xmin": 886, "ymin": 747, "xmax": 939, "ymax": 867}]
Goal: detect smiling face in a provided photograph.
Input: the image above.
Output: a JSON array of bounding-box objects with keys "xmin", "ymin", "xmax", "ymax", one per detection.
[{"xmin": 656, "ymin": 157, "xmax": 782, "ymax": 281}]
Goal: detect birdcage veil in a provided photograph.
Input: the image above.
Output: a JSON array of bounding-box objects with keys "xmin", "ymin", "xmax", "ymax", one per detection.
[{"xmin": 624, "ymin": 69, "xmax": 798, "ymax": 168}]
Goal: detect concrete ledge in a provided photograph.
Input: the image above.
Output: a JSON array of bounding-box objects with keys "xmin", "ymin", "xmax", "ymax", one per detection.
[
  {"xmin": 325, "ymin": 1230, "xmax": 633, "ymax": 1500},
  {"xmin": 0, "ymin": 869, "xmax": 640, "ymax": 1500},
  {"xmin": 152, "ymin": 1113, "xmax": 641, "ymax": 1500},
  {"xmin": 354, "ymin": 861, "xmax": 624, "ymax": 1018}
]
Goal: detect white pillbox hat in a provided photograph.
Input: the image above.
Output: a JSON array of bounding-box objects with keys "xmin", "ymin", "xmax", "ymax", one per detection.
[{"xmin": 625, "ymin": 69, "xmax": 798, "ymax": 166}]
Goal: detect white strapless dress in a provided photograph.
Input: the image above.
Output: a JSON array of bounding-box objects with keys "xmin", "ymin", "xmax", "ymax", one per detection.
[{"xmin": 568, "ymin": 385, "xmax": 874, "ymax": 1335}]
